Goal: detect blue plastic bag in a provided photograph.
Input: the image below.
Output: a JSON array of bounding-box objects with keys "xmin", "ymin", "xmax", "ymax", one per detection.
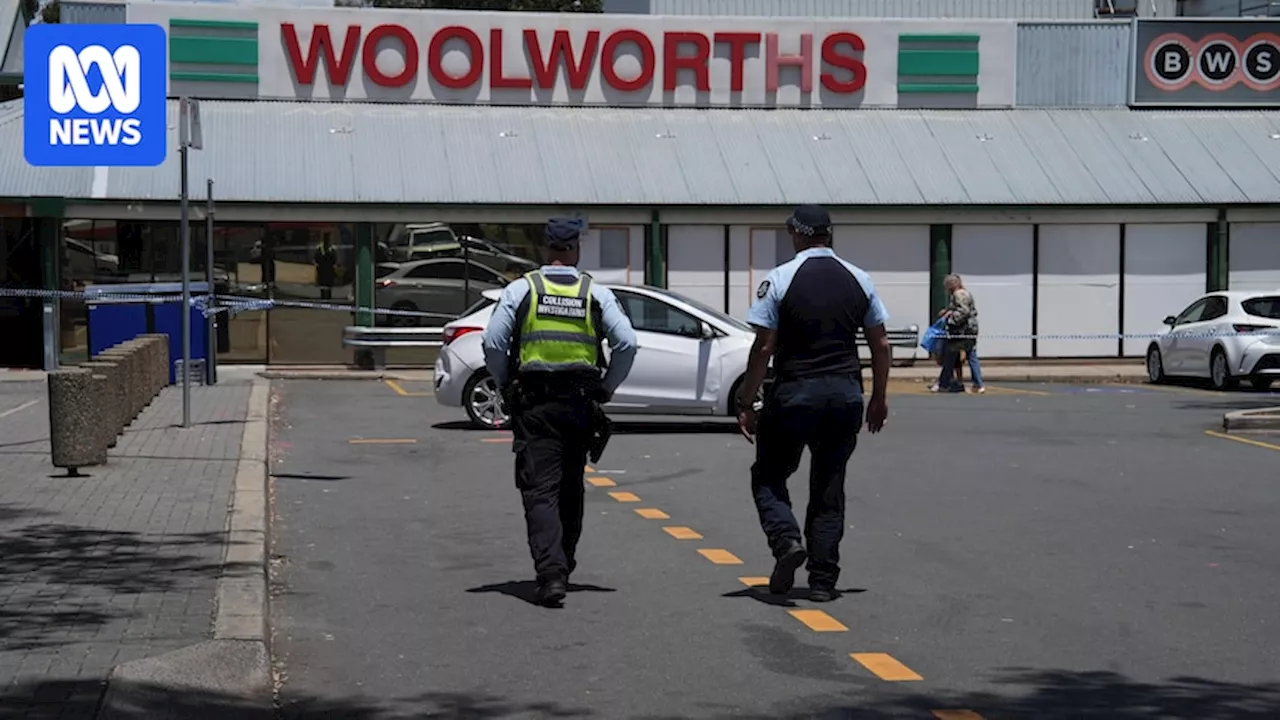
[{"xmin": 920, "ymin": 318, "xmax": 947, "ymax": 355}]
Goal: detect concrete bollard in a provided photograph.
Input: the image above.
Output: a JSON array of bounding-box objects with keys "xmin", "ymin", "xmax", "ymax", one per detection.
[
  {"xmin": 80, "ymin": 360, "xmax": 125, "ymax": 448},
  {"xmin": 99, "ymin": 344, "xmax": 141, "ymax": 422},
  {"xmin": 139, "ymin": 333, "xmax": 171, "ymax": 391},
  {"xmin": 48, "ymin": 368, "xmax": 108, "ymax": 475}
]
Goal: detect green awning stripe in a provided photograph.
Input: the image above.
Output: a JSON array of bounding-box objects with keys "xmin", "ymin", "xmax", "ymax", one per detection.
[{"xmin": 171, "ymin": 71, "xmax": 259, "ymax": 84}]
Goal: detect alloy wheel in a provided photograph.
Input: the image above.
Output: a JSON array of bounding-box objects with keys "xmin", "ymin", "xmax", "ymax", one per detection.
[{"xmin": 468, "ymin": 375, "xmax": 509, "ymax": 428}]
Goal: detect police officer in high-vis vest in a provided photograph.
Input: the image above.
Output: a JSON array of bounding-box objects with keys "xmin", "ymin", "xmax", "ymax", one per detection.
[{"xmin": 481, "ymin": 217, "xmax": 637, "ymax": 607}]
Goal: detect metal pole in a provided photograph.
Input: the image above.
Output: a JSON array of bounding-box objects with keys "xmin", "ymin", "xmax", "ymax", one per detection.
[
  {"xmin": 205, "ymin": 179, "xmax": 217, "ymax": 385},
  {"xmin": 462, "ymin": 235, "xmax": 471, "ymax": 316},
  {"xmin": 180, "ymin": 105, "xmax": 192, "ymax": 429}
]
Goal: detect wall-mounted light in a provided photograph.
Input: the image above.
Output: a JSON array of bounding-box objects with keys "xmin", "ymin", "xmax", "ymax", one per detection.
[
  {"xmin": 975, "ymin": 133, "xmax": 993, "ymax": 142},
  {"xmin": 655, "ymin": 131, "xmax": 676, "ymax": 139},
  {"xmin": 499, "ymin": 130, "xmax": 518, "ymax": 138},
  {"xmin": 1129, "ymin": 132, "xmax": 1149, "ymax": 141},
  {"xmin": 813, "ymin": 133, "xmax": 832, "ymax": 141}
]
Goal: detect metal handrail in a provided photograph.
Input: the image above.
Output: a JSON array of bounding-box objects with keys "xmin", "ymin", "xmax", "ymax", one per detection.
[{"xmin": 341, "ymin": 325, "xmax": 444, "ymax": 348}]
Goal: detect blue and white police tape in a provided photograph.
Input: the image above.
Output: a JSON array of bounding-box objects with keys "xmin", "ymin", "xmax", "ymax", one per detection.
[
  {"xmin": 3, "ymin": 286, "xmax": 1278, "ymax": 341},
  {"xmin": 0, "ymin": 286, "xmax": 460, "ymax": 322}
]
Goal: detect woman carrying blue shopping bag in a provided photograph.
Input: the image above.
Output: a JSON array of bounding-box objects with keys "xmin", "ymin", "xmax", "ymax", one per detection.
[{"xmin": 930, "ymin": 274, "xmax": 984, "ymax": 394}]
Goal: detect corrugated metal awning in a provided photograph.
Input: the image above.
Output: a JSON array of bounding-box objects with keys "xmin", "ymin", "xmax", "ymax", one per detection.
[{"xmin": 4, "ymin": 98, "xmax": 1280, "ymax": 206}]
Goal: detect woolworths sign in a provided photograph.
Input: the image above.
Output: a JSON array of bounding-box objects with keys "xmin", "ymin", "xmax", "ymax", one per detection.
[{"xmin": 127, "ymin": 3, "xmax": 1018, "ymax": 108}]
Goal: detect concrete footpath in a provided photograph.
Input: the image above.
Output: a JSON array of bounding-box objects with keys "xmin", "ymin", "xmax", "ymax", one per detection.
[{"xmin": 0, "ymin": 375, "xmax": 270, "ymax": 719}]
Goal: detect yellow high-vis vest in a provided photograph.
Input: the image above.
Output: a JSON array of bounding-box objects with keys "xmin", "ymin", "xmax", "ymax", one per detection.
[{"xmin": 517, "ymin": 271, "xmax": 599, "ymax": 373}]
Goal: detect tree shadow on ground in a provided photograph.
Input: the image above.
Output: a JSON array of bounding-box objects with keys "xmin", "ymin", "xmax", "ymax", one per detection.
[
  {"xmin": 706, "ymin": 668, "xmax": 1280, "ymax": 720},
  {"xmin": 1, "ymin": 668, "xmax": 1278, "ymax": 719},
  {"xmin": 1, "ymin": 679, "xmax": 599, "ymax": 720},
  {"xmin": 0, "ymin": 506, "xmax": 234, "ymax": 650}
]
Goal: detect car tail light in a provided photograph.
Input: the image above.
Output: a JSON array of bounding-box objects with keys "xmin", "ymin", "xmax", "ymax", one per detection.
[
  {"xmin": 376, "ymin": 279, "xmax": 397, "ymax": 288},
  {"xmin": 1233, "ymin": 324, "xmax": 1270, "ymax": 334},
  {"xmin": 442, "ymin": 326, "xmax": 482, "ymax": 345}
]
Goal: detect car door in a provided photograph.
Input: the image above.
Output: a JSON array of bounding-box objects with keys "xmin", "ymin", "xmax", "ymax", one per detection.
[
  {"xmin": 1181, "ymin": 295, "xmax": 1230, "ymax": 376},
  {"xmin": 1165, "ymin": 298, "xmax": 1208, "ymax": 374},
  {"xmin": 608, "ymin": 290, "xmax": 719, "ymax": 413}
]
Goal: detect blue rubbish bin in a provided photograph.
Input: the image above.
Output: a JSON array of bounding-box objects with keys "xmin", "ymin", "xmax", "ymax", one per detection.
[{"xmin": 85, "ymin": 282, "xmax": 211, "ymax": 385}]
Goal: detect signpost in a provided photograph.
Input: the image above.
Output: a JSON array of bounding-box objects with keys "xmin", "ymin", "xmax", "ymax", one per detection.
[
  {"xmin": 205, "ymin": 179, "xmax": 217, "ymax": 385},
  {"xmin": 178, "ymin": 97, "xmax": 202, "ymax": 428}
]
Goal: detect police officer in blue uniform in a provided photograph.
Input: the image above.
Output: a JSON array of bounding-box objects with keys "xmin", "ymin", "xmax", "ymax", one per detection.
[
  {"xmin": 481, "ymin": 217, "xmax": 637, "ymax": 608},
  {"xmin": 735, "ymin": 205, "xmax": 891, "ymax": 603}
]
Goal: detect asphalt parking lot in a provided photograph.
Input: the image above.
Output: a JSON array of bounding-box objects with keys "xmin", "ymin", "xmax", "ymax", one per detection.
[{"xmin": 266, "ymin": 378, "xmax": 1280, "ymax": 719}]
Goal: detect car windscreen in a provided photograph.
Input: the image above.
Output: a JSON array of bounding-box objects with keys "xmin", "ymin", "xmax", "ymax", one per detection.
[
  {"xmin": 1242, "ymin": 296, "xmax": 1280, "ymax": 319},
  {"xmin": 646, "ymin": 288, "xmax": 754, "ymax": 332}
]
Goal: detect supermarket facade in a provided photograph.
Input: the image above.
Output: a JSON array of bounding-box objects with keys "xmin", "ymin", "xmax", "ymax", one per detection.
[{"xmin": 2, "ymin": 0, "xmax": 1280, "ymax": 367}]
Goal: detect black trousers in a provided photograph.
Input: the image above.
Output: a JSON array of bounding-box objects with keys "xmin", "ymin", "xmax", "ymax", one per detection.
[
  {"xmin": 511, "ymin": 396, "xmax": 594, "ymax": 583},
  {"xmin": 750, "ymin": 375, "xmax": 864, "ymax": 589}
]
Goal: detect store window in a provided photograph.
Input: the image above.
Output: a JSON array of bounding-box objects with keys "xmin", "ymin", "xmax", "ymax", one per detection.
[
  {"xmin": 599, "ymin": 227, "xmax": 630, "ymax": 270},
  {"xmin": 261, "ymin": 222, "xmax": 356, "ymax": 364}
]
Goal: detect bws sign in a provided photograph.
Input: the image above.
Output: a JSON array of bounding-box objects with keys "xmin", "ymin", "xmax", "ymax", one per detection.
[
  {"xmin": 121, "ymin": 5, "xmax": 1018, "ymax": 108},
  {"xmin": 24, "ymin": 23, "xmax": 167, "ymax": 167},
  {"xmin": 1133, "ymin": 19, "xmax": 1280, "ymax": 107}
]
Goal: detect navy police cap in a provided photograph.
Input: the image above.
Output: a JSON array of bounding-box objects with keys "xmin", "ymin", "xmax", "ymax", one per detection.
[
  {"xmin": 544, "ymin": 217, "xmax": 585, "ymax": 249},
  {"xmin": 786, "ymin": 204, "xmax": 832, "ymax": 237}
]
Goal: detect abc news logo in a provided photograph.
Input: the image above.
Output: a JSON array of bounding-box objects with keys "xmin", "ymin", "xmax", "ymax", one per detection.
[
  {"xmin": 48, "ymin": 44, "xmax": 144, "ymax": 146},
  {"xmin": 1145, "ymin": 32, "xmax": 1280, "ymax": 92}
]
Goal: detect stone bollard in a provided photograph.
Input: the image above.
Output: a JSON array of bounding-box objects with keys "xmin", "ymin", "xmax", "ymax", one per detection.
[
  {"xmin": 48, "ymin": 368, "xmax": 109, "ymax": 475},
  {"xmin": 99, "ymin": 343, "xmax": 141, "ymax": 423},
  {"xmin": 139, "ymin": 333, "xmax": 172, "ymax": 392},
  {"xmin": 80, "ymin": 360, "xmax": 125, "ymax": 448}
]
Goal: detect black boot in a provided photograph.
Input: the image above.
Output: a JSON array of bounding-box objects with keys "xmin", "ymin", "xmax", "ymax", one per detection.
[
  {"xmin": 769, "ymin": 541, "xmax": 807, "ymax": 595},
  {"xmin": 536, "ymin": 577, "xmax": 567, "ymax": 607}
]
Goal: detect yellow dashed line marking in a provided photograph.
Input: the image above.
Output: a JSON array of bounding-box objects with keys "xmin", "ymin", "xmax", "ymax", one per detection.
[
  {"xmin": 738, "ymin": 576, "xmax": 770, "ymax": 587},
  {"xmin": 698, "ymin": 549, "xmax": 743, "ymax": 565},
  {"xmin": 608, "ymin": 491, "xmax": 641, "ymax": 502},
  {"xmin": 384, "ymin": 379, "xmax": 432, "ymax": 397},
  {"xmin": 788, "ymin": 609, "xmax": 848, "ymax": 632},
  {"xmin": 1205, "ymin": 429, "xmax": 1280, "ymax": 451},
  {"xmin": 635, "ymin": 508, "xmax": 669, "ymax": 519},
  {"xmin": 851, "ymin": 653, "xmax": 923, "ymax": 681},
  {"xmin": 982, "ymin": 384, "xmax": 1051, "ymax": 396},
  {"xmin": 663, "ymin": 526, "xmax": 703, "ymax": 540},
  {"xmin": 587, "ymin": 476, "xmax": 617, "ymax": 487},
  {"xmin": 584, "ymin": 465, "xmax": 595, "ymax": 472},
  {"xmin": 932, "ymin": 711, "xmax": 986, "ymax": 720},
  {"xmin": 348, "ymin": 438, "xmax": 417, "ymax": 444}
]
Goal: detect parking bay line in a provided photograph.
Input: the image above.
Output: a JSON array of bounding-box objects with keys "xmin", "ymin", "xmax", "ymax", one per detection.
[
  {"xmin": 698, "ymin": 549, "xmax": 743, "ymax": 565},
  {"xmin": 1204, "ymin": 429, "xmax": 1280, "ymax": 452},
  {"xmin": 384, "ymin": 379, "xmax": 432, "ymax": 397},
  {"xmin": 788, "ymin": 609, "xmax": 848, "ymax": 632},
  {"xmin": 663, "ymin": 526, "xmax": 703, "ymax": 540},
  {"xmin": 0, "ymin": 399, "xmax": 39, "ymax": 419},
  {"xmin": 850, "ymin": 653, "xmax": 923, "ymax": 681}
]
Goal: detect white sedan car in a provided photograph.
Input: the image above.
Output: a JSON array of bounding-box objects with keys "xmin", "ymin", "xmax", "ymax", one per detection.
[
  {"xmin": 1145, "ymin": 291, "xmax": 1280, "ymax": 391},
  {"xmin": 434, "ymin": 284, "xmax": 759, "ymax": 427}
]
